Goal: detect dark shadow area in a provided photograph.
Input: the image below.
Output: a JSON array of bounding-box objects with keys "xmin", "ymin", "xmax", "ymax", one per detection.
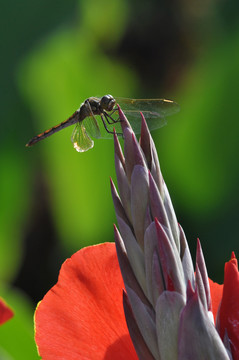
[{"xmin": 13, "ymin": 170, "xmax": 65, "ymax": 303}]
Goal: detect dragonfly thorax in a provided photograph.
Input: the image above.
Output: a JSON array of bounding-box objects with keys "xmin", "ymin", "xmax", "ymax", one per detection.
[{"xmin": 81, "ymin": 95, "xmax": 116, "ymax": 118}]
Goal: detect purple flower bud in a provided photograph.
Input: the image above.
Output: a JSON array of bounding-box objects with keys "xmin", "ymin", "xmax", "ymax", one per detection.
[{"xmin": 112, "ymin": 108, "xmax": 230, "ymax": 359}]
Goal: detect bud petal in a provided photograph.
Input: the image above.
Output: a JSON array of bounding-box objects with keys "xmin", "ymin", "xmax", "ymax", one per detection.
[
  {"xmin": 179, "ymin": 224, "xmax": 195, "ymax": 288},
  {"xmin": 125, "ymin": 286, "xmax": 160, "ymax": 360},
  {"xmin": 114, "ymin": 154, "xmax": 132, "ymax": 222},
  {"xmin": 114, "ymin": 224, "xmax": 149, "ymax": 306},
  {"xmin": 156, "ymin": 291, "xmax": 185, "ymax": 360},
  {"xmin": 139, "ymin": 113, "xmax": 163, "ymax": 193},
  {"xmin": 144, "ymin": 222, "xmax": 164, "ymax": 304},
  {"xmin": 117, "ymin": 216, "xmax": 146, "ymax": 294},
  {"xmin": 196, "ymin": 239, "xmax": 211, "ymax": 311},
  {"xmin": 123, "ymin": 291, "xmax": 155, "ymax": 360},
  {"xmin": 178, "ymin": 284, "xmax": 230, "ymax": 360},
  {"xmin": 155, "ymin": 219, "xmax": 185, "ymax": 295},
  {"xmin": 131, "ymin": 165, "xmax": 149, "ymax": 248}
]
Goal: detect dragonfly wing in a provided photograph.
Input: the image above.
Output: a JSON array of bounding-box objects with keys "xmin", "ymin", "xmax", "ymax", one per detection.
[
  {"xmin": 122, "ymin": 110, "xmax": 167, "ymax": 134},
  {"xmin": 71, "ymin": 122, "xmax": 94, "ymax": 152},
  {"xmin": 82, "ymin": 109, "xmax": 167, "ymax": 139},
  {"xmin": 84, "ymin": 115, "xmax": 101, "ymax": 139},
  {"xmin": 115, "ymin": 97, "xmax": 180, "ymax": 117}
]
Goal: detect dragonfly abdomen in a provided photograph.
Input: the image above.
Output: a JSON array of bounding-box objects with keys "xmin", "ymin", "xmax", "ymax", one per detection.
[{"xmin": 26, "ymin": 110, "xmax": 80, "ymax": 147}]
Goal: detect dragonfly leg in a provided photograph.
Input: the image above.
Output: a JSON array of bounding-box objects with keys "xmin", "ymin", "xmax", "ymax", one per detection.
[
  {"xmin": 103, "ymin": 110, "xmax": 120, "ymax": 125},
  {"xmin": 108, "ymin": 107, "xmax": 118, "ymax": 117},
  {"xmin": 101, "ymin": 114, "xmax": 123, "ymax": 137}
]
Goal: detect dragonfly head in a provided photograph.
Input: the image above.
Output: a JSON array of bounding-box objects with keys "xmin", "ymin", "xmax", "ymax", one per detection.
[{"xmin": 100, "ymin": 95, "xmax": 116, "ymax": 112}]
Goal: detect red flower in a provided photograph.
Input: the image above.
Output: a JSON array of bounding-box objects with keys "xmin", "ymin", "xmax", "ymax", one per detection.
[
  {"xmin": 208, "ymin": 278, "xmax": 223, "ymax": 322},
  {"xmin": 217, "ymin": 253, "xmax": 239, "ymax": 360},
  {"xmin": 0, "ymin": 297, "xmax": 14, "ymax": 325},
  {"xmin": 35, "ymin": 243, "xmax": 239, "ymax": 359},
  {"xmin": 35, "ymin": 243, "xmax": 138, "ymax": 360}
]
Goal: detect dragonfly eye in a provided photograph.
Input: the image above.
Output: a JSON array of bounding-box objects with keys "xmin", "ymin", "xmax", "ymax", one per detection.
[{"xmin": 101, "ymin": 94, "xmax": 116, "ymax": 111}]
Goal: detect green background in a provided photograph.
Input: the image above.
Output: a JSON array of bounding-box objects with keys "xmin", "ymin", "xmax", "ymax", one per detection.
[{"xmin": 1, "ymin": 0, "xmax": 239, "ymax": 357}]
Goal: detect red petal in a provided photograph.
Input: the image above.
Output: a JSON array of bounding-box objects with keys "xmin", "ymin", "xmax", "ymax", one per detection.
[
  {"xmin": 35, "ymin": 242, "xmax": 137, "ymax": 360},
  {"xmin": 218, "ymin": 253, "xmax": 239, "ymax": 359},
  {"xmin": 0, "ymin": 298, "xmax": 14, "ymax": 325},
  {"xmin": 208, "ymin": 278, "xmax": 223, "ymax": 321}
]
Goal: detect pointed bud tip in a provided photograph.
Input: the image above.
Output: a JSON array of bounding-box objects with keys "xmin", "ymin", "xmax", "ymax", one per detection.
[
  {"xmin": 129, "ymin": 132, "xmax": 147, "ymax": 167},
  {"xmin": 113, "ymin": 224, "xmax": 121, "ymax": 243},
  {"xmin": 140, "ymin": 112, "xmax": 149, "ymax": 134},
  {"xmin": 117, "ymin": 106, "xmax": 132, "ymax": 133},
  {"xmin": 196, "ymin": 238, "xmax": 202, "ymax": 258},
  {"xmin": 154, "ymin": 216, "xmax": 164, "ymax": 228},
  {"xmin": 154, "ymin": 217, "xmax": 163, "ymax": 233},
  {"xmin": 110, "ymin": 178, "xmax": 119, "ymax": 202},
  {"xmin": 186, "ymin": 280, "xmax": 196, "ymax": 300},
  {"xmin": 118, "ymin": 106, "xmax": 128, "ymax": 123},
  {"xmin": 110, "ymin": 177, "xmax": 114, "ymax": 187},
  {"xmin": 131, "ymin": 132, "xmax": 137, "ymax": 144}
]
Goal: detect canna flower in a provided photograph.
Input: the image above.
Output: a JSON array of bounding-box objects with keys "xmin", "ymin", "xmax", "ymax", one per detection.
[
  {"xmin": 34, "ymin": 109, "xmax": 239, "ymax": 359},
  {"xmin": 0, "ymin": 297, "xmax": 13, "ymax": 325}
]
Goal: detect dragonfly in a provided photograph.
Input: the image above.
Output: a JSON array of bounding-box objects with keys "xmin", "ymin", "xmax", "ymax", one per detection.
[{"xmin": 26, "ymin": 94, "xmax": 179, "ymax": 152}]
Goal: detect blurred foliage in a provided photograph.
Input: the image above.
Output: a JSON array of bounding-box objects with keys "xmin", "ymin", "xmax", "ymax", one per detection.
[
  {"xmin": 1, "ymin": 0, "xmax": 239, "ymax": 357},
  {"xmin": 161, "ymin": 31, "xmax": 239, "ymax": 213},
  {"xmin": 0, "ymin": 285, "xmax": 39, "ymax": 359},
  {"xmin": 18, "ymin": 10, "xmax": 137, "ymax": 251},
  {"xmin": 159, "ymin": 28, "xmax": 239, "ymax": 278}
]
